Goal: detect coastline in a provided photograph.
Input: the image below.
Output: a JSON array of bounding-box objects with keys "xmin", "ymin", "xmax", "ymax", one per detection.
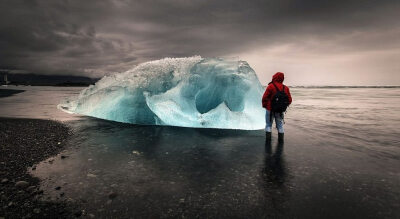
[
  {"xmin": 0, "ymin": 86, "xmax": 399, "ymax": 218},
  {"xmin": 0, "ymin": 118, "xmax": 77, "ymax": 218},
  {"xmin": 0, "ymin": 89, "xmax": 25, "ymax": 98}
]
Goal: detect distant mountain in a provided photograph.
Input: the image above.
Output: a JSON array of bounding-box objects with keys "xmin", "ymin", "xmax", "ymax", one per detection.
[{"xmin": 0, "ymin": 73, "xmax": 99, "ymax": 86}]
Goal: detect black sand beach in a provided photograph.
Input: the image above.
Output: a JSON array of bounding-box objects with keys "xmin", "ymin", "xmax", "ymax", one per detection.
[
  {"xmin": 0, "ymin": 86, "xmax": 399, "ymax": 218},
  {"xmin": 0, "ymin": 89, "xmax": 25, "ymax": 98},
  {"xmin": 0, "ymin": 118, "xmax": 77, "ymax": 218}
]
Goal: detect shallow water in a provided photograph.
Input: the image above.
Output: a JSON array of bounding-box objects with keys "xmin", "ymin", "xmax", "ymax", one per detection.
[
  {"xmin": 1, "ymin": 85, "xmax": 399, "ymax": 218},
  {"xmin": 0, "ymin": 86, "xmax": 83, "ymax": 121}
]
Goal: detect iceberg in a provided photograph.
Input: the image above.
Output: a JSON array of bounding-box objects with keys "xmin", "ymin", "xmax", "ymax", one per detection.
[{"xmin": 58, "ymin": 56, "xmax": 265, "ymax": 130}]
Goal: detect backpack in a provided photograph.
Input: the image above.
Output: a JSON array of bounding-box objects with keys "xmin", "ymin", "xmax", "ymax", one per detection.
[{"xmin": 270, "ymin": 83, "xmax": 289, "ymax": 113}]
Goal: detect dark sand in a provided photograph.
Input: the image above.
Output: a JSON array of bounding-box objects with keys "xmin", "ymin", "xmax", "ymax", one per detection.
[
  {"xmin": 29, "ymin": 119, "xmax": 400, "ymax": 218},
  {"xmin": 1, "ymin": 86, "xmax": 399, "ymax": 218},
  {"xmin": 0, "ymin": 118, "xmax": 77, "ymax": 218},
  {"xmin": 0, "ymin": 89, "xmax": 25, "ymax": 98}
]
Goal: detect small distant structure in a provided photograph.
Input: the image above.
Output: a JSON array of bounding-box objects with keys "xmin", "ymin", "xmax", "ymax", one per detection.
[{"xmin": 3, "ymin": 74, "xmax": 9, "ymax": 86}]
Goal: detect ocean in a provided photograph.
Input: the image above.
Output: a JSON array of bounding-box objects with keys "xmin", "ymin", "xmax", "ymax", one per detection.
[{"xmin": 0, "ymin": 85, "xmax": 399, "ymax": 218}]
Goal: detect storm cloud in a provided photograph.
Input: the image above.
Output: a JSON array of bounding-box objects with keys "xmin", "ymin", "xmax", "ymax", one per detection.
[{"xmin": 1, "ymin": 0, "xmax": 399, "ymax": 84}]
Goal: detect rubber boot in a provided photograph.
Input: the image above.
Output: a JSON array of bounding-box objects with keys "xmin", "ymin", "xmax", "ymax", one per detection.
[{"xmin": 278, "ymin": 133, "xmax": 284, "ymax": 143}]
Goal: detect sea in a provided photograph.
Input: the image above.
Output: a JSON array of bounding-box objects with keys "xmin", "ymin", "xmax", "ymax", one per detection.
[{"xmin": 0, "ymin": 85, "xmax": 399, "ymax": 218}]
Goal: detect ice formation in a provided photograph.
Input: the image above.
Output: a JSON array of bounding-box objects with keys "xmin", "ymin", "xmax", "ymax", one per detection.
[{"xmin": 58, "ymin": 57, "xmax": 265, "ymax": 130}]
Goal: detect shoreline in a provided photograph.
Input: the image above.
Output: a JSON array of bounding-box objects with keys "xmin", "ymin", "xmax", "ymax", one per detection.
[
  {"xmin": 0, "ymin": 89, "xmax": 25, "ymax": 98},
  {"xmin": 0, "ymin": 118, "xmax": 77, "ymax": 218},
  {"xmin": 0, "ymin": 85, "xmax": 399, "ymax": 218}
]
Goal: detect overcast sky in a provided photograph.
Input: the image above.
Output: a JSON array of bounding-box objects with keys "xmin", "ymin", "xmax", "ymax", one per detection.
[{"xmin": 1, "ymin": 0, "xmax": 399, "ymax": 85}]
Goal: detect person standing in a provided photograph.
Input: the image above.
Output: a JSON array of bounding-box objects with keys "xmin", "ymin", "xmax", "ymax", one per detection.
[{"xmin": 262, "ymin": 72, "xmax": 292, "ymax": 142}]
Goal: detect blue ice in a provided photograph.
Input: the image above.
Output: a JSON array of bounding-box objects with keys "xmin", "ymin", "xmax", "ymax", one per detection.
[{"xmin": 58, "ymin": 56, "xmax": 265, "ymax": 130}]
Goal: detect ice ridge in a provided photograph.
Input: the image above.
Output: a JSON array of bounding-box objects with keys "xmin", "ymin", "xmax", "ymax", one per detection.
[{"xmin": 58, "ymin": 56, "xmax": 265, "ymax": 130}]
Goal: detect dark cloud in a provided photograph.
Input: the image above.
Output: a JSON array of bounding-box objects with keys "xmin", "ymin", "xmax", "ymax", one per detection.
[{"xmin": 0, "ymin": 0, "xmax": 399, "ymax": 82}]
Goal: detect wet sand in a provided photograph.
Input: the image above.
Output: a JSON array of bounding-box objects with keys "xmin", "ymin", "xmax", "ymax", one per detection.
[
  {"xmin": 29, "ymin": 119, "xmax": 400, "ymax": 219},
  {"xmin": 0, "ymin": 86, "xmax": 399, "ymax": 218},
  {"xmin": 0, "ymin": 118, "xmax": 77, "ymax": 218},
  {"xmin": 0, "ymin": 88, "xmax": 25, "ymax": 98}
]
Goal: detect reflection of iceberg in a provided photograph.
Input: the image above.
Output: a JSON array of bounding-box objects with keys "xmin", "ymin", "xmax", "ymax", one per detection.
[{"xmin": 58, "ymin": 56, "xmax": 265, "ymax": 130}]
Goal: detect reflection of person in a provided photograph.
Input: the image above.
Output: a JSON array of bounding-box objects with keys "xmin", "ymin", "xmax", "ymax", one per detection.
[
  {"xmin": 262, "ymin": 72, "xmax": 292, "ymax": 142},
  {"xmin": 261, "ymin": 136, "xmax": 287, "ymax": 215},
  {"xmin": 263, "ymin": 137, "xmax": 285, "ymax": 186}
]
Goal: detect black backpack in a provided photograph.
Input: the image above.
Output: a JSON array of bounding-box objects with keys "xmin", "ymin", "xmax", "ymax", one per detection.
[{"xmin": 270, "ymin": 83, "xmax": 289, "ymax": 113}]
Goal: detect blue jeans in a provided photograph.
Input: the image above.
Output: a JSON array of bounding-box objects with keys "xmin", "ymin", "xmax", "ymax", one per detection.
[{"xmin": 265, "ymin": 110, "xmax": 284, "ymax": 133}]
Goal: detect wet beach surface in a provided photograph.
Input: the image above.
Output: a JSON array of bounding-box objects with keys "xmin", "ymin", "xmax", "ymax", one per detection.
[
  {"xmin": 0, "ymin": 86, "xmax": 399, "ymax": 218},
  {"xmin": 0, "ymin": 88, "xmax": 25, "ymax": 98},
  {"xmin": 30, "ymin": 119, "xmax": 399, "ymax": 218},
  {"xmin": 0, "ymin": 118, "xmax": 76, "ymax": 218}
]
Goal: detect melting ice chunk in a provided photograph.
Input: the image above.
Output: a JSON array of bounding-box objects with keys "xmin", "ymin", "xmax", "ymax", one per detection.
[{"xmin": 58, "ymin": 56, "xmax": 265, "ymax": 130}]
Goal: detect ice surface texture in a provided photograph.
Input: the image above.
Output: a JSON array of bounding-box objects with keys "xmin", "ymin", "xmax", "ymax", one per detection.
[{"xmin": 58, "ymin": 57, "xmax": 265, "ymax": 130}]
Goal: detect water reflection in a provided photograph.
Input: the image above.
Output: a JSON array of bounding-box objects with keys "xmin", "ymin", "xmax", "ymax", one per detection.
[
  {"xmin": 264, "ymin": 138, "xmax": 286, "ymax": 186},
  {"xmin": 31, "ymin": 119, "xmax": 269, "ymax": 218},
  {"xmin": 260, "ymin": 137, "xmax": 289, "ymax": 216}
]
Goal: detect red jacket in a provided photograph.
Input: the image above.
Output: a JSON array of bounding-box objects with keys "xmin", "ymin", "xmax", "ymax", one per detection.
[{"xmin": 262, "ymin": 72, "xmax": 292, "ymax": 111}]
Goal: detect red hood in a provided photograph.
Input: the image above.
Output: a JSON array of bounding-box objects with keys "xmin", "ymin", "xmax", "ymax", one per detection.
[{"xmin": 272, "ymin": 72, "xmax": 284, "ymax": 83}]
